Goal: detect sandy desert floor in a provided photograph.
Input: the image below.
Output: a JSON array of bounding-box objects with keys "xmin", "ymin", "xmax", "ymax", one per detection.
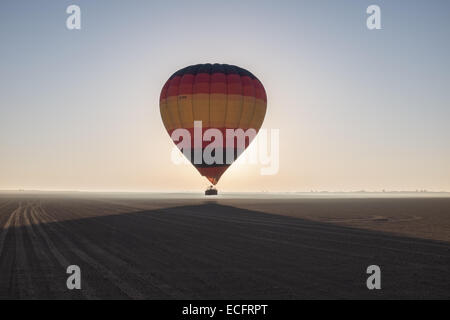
[{"xmin": 0, "ymin": 193, "xmax": 448, "ymax": 299}]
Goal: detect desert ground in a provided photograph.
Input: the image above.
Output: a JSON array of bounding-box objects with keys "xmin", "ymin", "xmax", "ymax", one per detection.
[{"xmin": 0, "ymin": 192, "xmax": 449, "ymax": 299}]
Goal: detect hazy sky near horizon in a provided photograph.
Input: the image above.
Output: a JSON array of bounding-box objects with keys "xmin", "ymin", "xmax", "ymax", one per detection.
[{"xmin": 1, "ymin": 0, "xmax": 449, "ymax": 192}]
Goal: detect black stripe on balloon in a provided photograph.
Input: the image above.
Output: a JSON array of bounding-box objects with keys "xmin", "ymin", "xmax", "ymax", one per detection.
[
  {"xmin": 169, "ymin": 63, "xmax": 257, "ymax": 80},
  {"xmin": 179, "ymin": 148, "xmax": 246, "ymax": 168}
]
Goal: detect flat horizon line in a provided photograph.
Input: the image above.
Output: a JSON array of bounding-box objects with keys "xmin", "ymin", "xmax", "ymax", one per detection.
[{"xmin": 1, "ymin": 189, "xmax": 449, "ymax": 195}]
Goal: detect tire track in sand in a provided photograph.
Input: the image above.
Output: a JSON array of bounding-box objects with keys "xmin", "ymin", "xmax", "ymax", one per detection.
[
  {"xmin": 26, "ymin": 200, "xmax": 97, "ymax": 299},
  {"xmin": 0, "ymin": 199, "xmax": 13, "ymax": 228},
  {"xmin": 54, "ymin": 203, "xmax": 191, "ymax": 298},
  {"xmin": 0, "ymin": 200, "xmax": 21, "ymax": 298},
  {"xmin": 34, "ymin": 201, "xmax": 148, "ymax": 299},
  {"xmin": 0, "ymin": 201, "xmax": 20, "ymax": 259},
  {"xmin": 12, "ymin": 202, "xmax": 36, "ymax": 298}
]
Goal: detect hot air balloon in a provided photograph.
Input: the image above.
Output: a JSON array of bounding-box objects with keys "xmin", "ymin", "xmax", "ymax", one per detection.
[{"xmin": 159, "ymin": 64, "xmax": 267, "ymax": 192}]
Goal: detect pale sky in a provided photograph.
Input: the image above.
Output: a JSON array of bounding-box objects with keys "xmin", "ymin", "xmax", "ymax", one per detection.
[{"xmin": 0, "ymin": 0, "xmax": 449, "ymax": 192}]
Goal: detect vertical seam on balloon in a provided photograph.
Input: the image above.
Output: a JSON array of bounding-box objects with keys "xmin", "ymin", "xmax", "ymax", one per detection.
[
  {"xmin": 180, "ymin": 73, "xmax": 188, "ymax": 127},
  {"xmin": 190, "ymin": 66, "xmax": 196, "ymax": 125},
  {"xmin": 175, "ymin": 75, "xmax": 183, "ymax": 128},
  {"xmin": 208, "ymin": 64, "xmax": 211, "ymax": 128},
  {"xmin": 261, "ymin": 85, "xmax": 267, "ymax": 130},
  {"xmin": 236, "ymin": 70, "xmax": 245, "ymax": 128},
  {"xmin": 166, "ymin": 79, "xmax": 175, "ymax": 130},
  {"xmin": 164, "ymin": 99, "xmax": 175, "ymax": 130},
  {"xmin": 160, "ymin": 81, "xmax": 170, "ymax": 130},
  {"xmin": 223, "ymin": 66, "xmax": 229, "ymax": 128},
  {"xmin": 248, "ymin": 79, "xmax": 258, "ymax": 130}
]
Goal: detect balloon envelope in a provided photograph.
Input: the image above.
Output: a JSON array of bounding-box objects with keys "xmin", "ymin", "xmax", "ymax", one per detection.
[{"xmin": 160, "ymin": 63, "xmax": 267, "ymax": 185}]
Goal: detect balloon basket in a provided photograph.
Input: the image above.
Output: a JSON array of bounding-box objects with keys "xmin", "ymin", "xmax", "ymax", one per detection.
[{"xmin": 205, "ymin": 186, "xmax": 218, "ymax": 196}]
